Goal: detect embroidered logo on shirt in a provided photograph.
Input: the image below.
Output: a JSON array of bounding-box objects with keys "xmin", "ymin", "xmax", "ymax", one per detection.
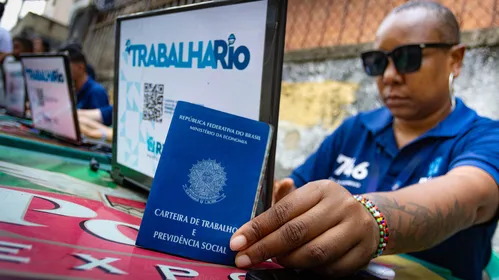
[
  {"xmin": 333, "ymin": 154, "xmax": 370, "ymax": 181},
  {"xmin": 427, "ymin": 157, "xmax": 443, "ymax": 178},
  {"xmin": 418, "ymin": 156, "xmax": 443, "ymax": 184}
]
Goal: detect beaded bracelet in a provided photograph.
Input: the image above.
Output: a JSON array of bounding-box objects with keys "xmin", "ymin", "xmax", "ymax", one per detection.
[{"xmin": 353, "ymin": 195, "xmax": 389, "ymax": 258}]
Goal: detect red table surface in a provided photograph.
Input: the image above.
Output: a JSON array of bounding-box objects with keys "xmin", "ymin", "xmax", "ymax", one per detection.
[{"xmin": 0, "ymin": 186, "xmax": 280, "ymax": 280}]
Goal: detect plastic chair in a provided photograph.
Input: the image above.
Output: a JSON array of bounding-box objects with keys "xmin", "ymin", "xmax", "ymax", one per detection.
[{"xmin": 485, "ymin": 250, "xmax": 499, "ymax": 280}]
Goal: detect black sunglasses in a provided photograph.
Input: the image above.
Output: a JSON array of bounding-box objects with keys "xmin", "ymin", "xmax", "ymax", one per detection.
[{"xmin": 361, "ymin": 43, "xmax": 457, "ymax": 76}]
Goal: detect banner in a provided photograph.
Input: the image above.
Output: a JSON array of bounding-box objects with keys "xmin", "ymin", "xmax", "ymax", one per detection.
[{"xmin": 115, "ymin": 0, "xmax": 268, "ymax": 177}]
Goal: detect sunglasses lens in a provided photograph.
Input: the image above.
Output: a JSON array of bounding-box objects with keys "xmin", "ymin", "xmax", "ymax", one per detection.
[
  {"xmin": 361, "ymin": 51, "xmax": 388, "ymax": 76},
  {"xmin": 392, "ymin": 45, "xmax": 422, "ymax": 74}
]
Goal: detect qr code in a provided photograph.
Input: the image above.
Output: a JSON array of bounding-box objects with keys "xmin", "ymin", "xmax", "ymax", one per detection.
[
  {"xmin": 143, "ymin": 83, "xmax": 164, "ymax": 123},
  {"xmin": 35, "ymin": 88, "xmax": 44, "ymax": 106}
]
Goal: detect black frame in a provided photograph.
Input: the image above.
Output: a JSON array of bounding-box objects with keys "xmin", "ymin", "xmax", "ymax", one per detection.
[
  {"xmin": 111, "ymin": 0, "xmax": 287, "ymax": 213},
  {"xmin": 19, "ymin": 53, "xmax": 83, "ymax": 146},
  {"xmin": 0, "ymin": 66, "xmax": 6, "ymax": 109},
  {"xmin": 3, "ymin": 59, "xmax": 28, "ymax": 119}
]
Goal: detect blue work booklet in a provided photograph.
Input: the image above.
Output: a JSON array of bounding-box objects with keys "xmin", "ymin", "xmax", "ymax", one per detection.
[{"xmin": 136, "ymin": 101, "xmax": 273, "ymax": 265}]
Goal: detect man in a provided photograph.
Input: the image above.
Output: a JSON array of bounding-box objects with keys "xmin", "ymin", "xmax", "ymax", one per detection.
[
  {"xmin": 61, "ymin": 43, "xmax": 96, "ymax": 80},
  {"xmin": 229, "ymin": 2, "xmax": 499, "ymax": 280},
  {"xmin": 61, "ymin": 47, "xmax": 109, "ymax": 110},
  {"xmin": 32, "ymin": 37, "xmax": 50, "ymax": 53},
  {"xmin": 12, "ymin": 36, "xmax": 33, "ymax": 60},
  {"xmin": 0, "ymin": 3, "xmax": 12, "ymax": 62}
]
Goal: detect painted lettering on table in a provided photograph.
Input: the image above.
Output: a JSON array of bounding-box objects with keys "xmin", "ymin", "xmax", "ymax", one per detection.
[
  {"xmin": 0, "ymin": 241, "xmax": 32, "ymax": 264},
  {"xmin": 0, "ymin": 187, "xmax": 278, "ymax": 279}
]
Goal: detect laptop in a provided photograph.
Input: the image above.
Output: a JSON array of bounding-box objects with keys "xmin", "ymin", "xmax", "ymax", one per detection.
[
  {"xmin": 3, "ymin": 58, "xmax": 27, "ymax": 119},
  {"xmin": 19, "ymin": 53, "xmax": 111, "ymax": 151}
]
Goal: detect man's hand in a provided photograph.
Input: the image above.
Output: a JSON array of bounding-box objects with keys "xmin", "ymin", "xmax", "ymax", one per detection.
[
  {"xmin": 77, "ymin": 109, "xmax": 103, "ymax": 123},
  {"xmin": 272, "ymin": 178, "xmax": 297, "ymax": 205},
  {"xmin": 79, "ymin": 116, "xmax": 112, "ymax": 141},
  {"xmin": 230, "ymin": 180, "xmax": 380, "ymax": 277}
]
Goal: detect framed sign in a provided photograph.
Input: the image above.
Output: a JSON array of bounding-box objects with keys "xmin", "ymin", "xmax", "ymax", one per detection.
[
  {"xmin": 20, "ymin": 54, "xmax": 82, "ymax": 145},
  {"xmin": 3, "ymin": 60, "xmax": 27, "ymax": 118},
  {"xmin": 111, "ymin": 0, "xmax": 287, "ymax": 212}
]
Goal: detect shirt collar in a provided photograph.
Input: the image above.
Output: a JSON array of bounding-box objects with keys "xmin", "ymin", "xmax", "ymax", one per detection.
[
  {"xmin": 77, "ymin": 77, "xmax": 92, "ymax": 96},
  {"xmin": 360, "ymin": 97, "xmax": 477, "ymax": 138}
]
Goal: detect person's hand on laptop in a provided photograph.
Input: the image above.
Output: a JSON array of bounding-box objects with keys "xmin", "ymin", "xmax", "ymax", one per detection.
[
  {"xmin": 79, "ymin": 116, "xmax": 113, "ymax": 142},
  {"xmin": 77, "ymin": 109, "xmax": 103, "ymax": 123}
]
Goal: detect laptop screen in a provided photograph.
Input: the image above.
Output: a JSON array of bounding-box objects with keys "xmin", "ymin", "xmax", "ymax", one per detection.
[
  {"xmin": 20, "ymin": 55, "xmax": 80, "ymax": 143},
  {"xmin": 3, "ymin": 60, "xmax": 26, "ymax": 117}
]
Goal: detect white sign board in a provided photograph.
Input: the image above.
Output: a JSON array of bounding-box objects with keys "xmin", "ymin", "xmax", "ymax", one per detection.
[
  {"xmin": 21, "ymin": 56, "xmax": 79, "ymax": 142},
  {"xmin": 116, "ymin": 0, "xmax": 268, "ymax": 177},
  {"xmin": 4, "ymin": 61, "xmax": 26, "ymax": 117}
]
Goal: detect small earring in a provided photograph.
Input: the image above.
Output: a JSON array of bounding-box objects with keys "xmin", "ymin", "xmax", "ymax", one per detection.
[{"xmin": 449, "ymin": 73, "xmax": 456, "ymax": 110}]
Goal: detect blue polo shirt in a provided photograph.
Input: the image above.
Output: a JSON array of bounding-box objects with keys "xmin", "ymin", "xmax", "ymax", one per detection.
[
  {"xmin": 290, "ymin": 97, "xmax": 499, "ymax": 280},
  {"xmin": 76, "ymin": 78, "xmax": 109, "ymax": 110},
  {"xmin": 99, "ymin": 105, "xmax": 113, "ymax": 126}
]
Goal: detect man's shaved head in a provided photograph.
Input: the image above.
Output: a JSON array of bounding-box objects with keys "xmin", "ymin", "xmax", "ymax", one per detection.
[
  {"xmin": 390, "ymin": 1, "xmax": 460, "ymax": 44},
  {"xmin": 370, "ymin": 0, "xmax": 466, "ymax": 121}
]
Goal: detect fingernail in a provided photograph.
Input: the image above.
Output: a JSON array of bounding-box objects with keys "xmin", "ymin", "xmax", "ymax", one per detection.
[
  {"xmin": 235, "ymin": 254, "xmax": 252, "ymax": 267},
  {"xmin": 230, "ymin": 235, "xmax": 247, "ymax": 251}
]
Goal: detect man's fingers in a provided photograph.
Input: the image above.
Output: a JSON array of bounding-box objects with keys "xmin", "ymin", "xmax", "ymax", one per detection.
[
  {"xmin": 232, "ymin": 194, "xmax": 337, "ymax": 267},
  {"xmin": 231, "ymin": 181, "xmax": 328, "ymax": 254},
  {"xmin": 234, "ymin": 203, "xmax": 337, "ymax": 268},
  {"xmin": 275, "ymin": 221, "xmax": 356, "ymax": 269}
]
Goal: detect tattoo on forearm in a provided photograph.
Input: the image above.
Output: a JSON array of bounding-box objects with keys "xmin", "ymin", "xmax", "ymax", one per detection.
[{"xmin": 366, "ymin": 194, "xmax": 474, "ymax": 254}]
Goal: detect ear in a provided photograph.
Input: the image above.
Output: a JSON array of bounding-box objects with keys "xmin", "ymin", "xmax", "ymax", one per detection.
[{"xmin": 450, "ymin": 44, "xmax": 466, "ymax": 77}]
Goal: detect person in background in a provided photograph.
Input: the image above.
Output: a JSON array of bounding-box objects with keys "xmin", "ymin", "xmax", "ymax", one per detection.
[
  {"xmin": 32, "ymin": 37, "xmax": 50, "ymax": 53},
  {"xmin": 12, "ymin": 36, "xmax": 33, "ymax": 60},
  {"xmin": 229, "ymin": 2, "xmax": 499, "ymax": 280},
  {"xmin": 0, "ymin": 3, "xmax": 12, "ymax": 63},
  {"xmin": 8, "ymin": 36, "xmax": 34, "ymax": 117},
  {"xmin": 60, "ymin": 43, "xmax": 96, "ymax": 80},
  {"xmin": 60, "ymin": 47, "xmax": 109, "ymax": 110},
  {"xmin": 78, "ymin": 105, "xmax": 113, "ymax": 126}
]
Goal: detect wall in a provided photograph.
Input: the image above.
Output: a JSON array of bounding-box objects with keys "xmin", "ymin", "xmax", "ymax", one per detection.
[
  {"xmin": 275, "ymin": 45, "xmax": 499, "ymax": 179},
  {"xmin": 43, "ymin": 0, "xmax": 75, "ymax": 26},
  {"xmin": 10, "ymin": 12, "xmax": 69, "ymax": 44},
  {"xmin": 284, "ymin": 0, "xmax": 499, "ymax": 51}
]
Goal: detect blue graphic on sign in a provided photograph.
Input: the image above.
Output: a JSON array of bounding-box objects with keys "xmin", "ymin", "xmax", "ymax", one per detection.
[
  {"xmin": 25, "ymin": 69, "xmax": 64, "ymax": 83},
  {"xmin": 147, "ymin": 136, "xmax": 163, "ymax": 155},
  {"xmin": 124, "ymin": 34, "xmax": 250, "ymax": 70}
]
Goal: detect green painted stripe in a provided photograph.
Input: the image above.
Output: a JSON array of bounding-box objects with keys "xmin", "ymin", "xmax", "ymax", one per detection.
[
  {"xmin": 0, "ymin": 133, "xmax": 111, "ymax": 164},
  {"xmin": 0, "ymin": 145, "xmax": 116, "ymax": 189}
]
